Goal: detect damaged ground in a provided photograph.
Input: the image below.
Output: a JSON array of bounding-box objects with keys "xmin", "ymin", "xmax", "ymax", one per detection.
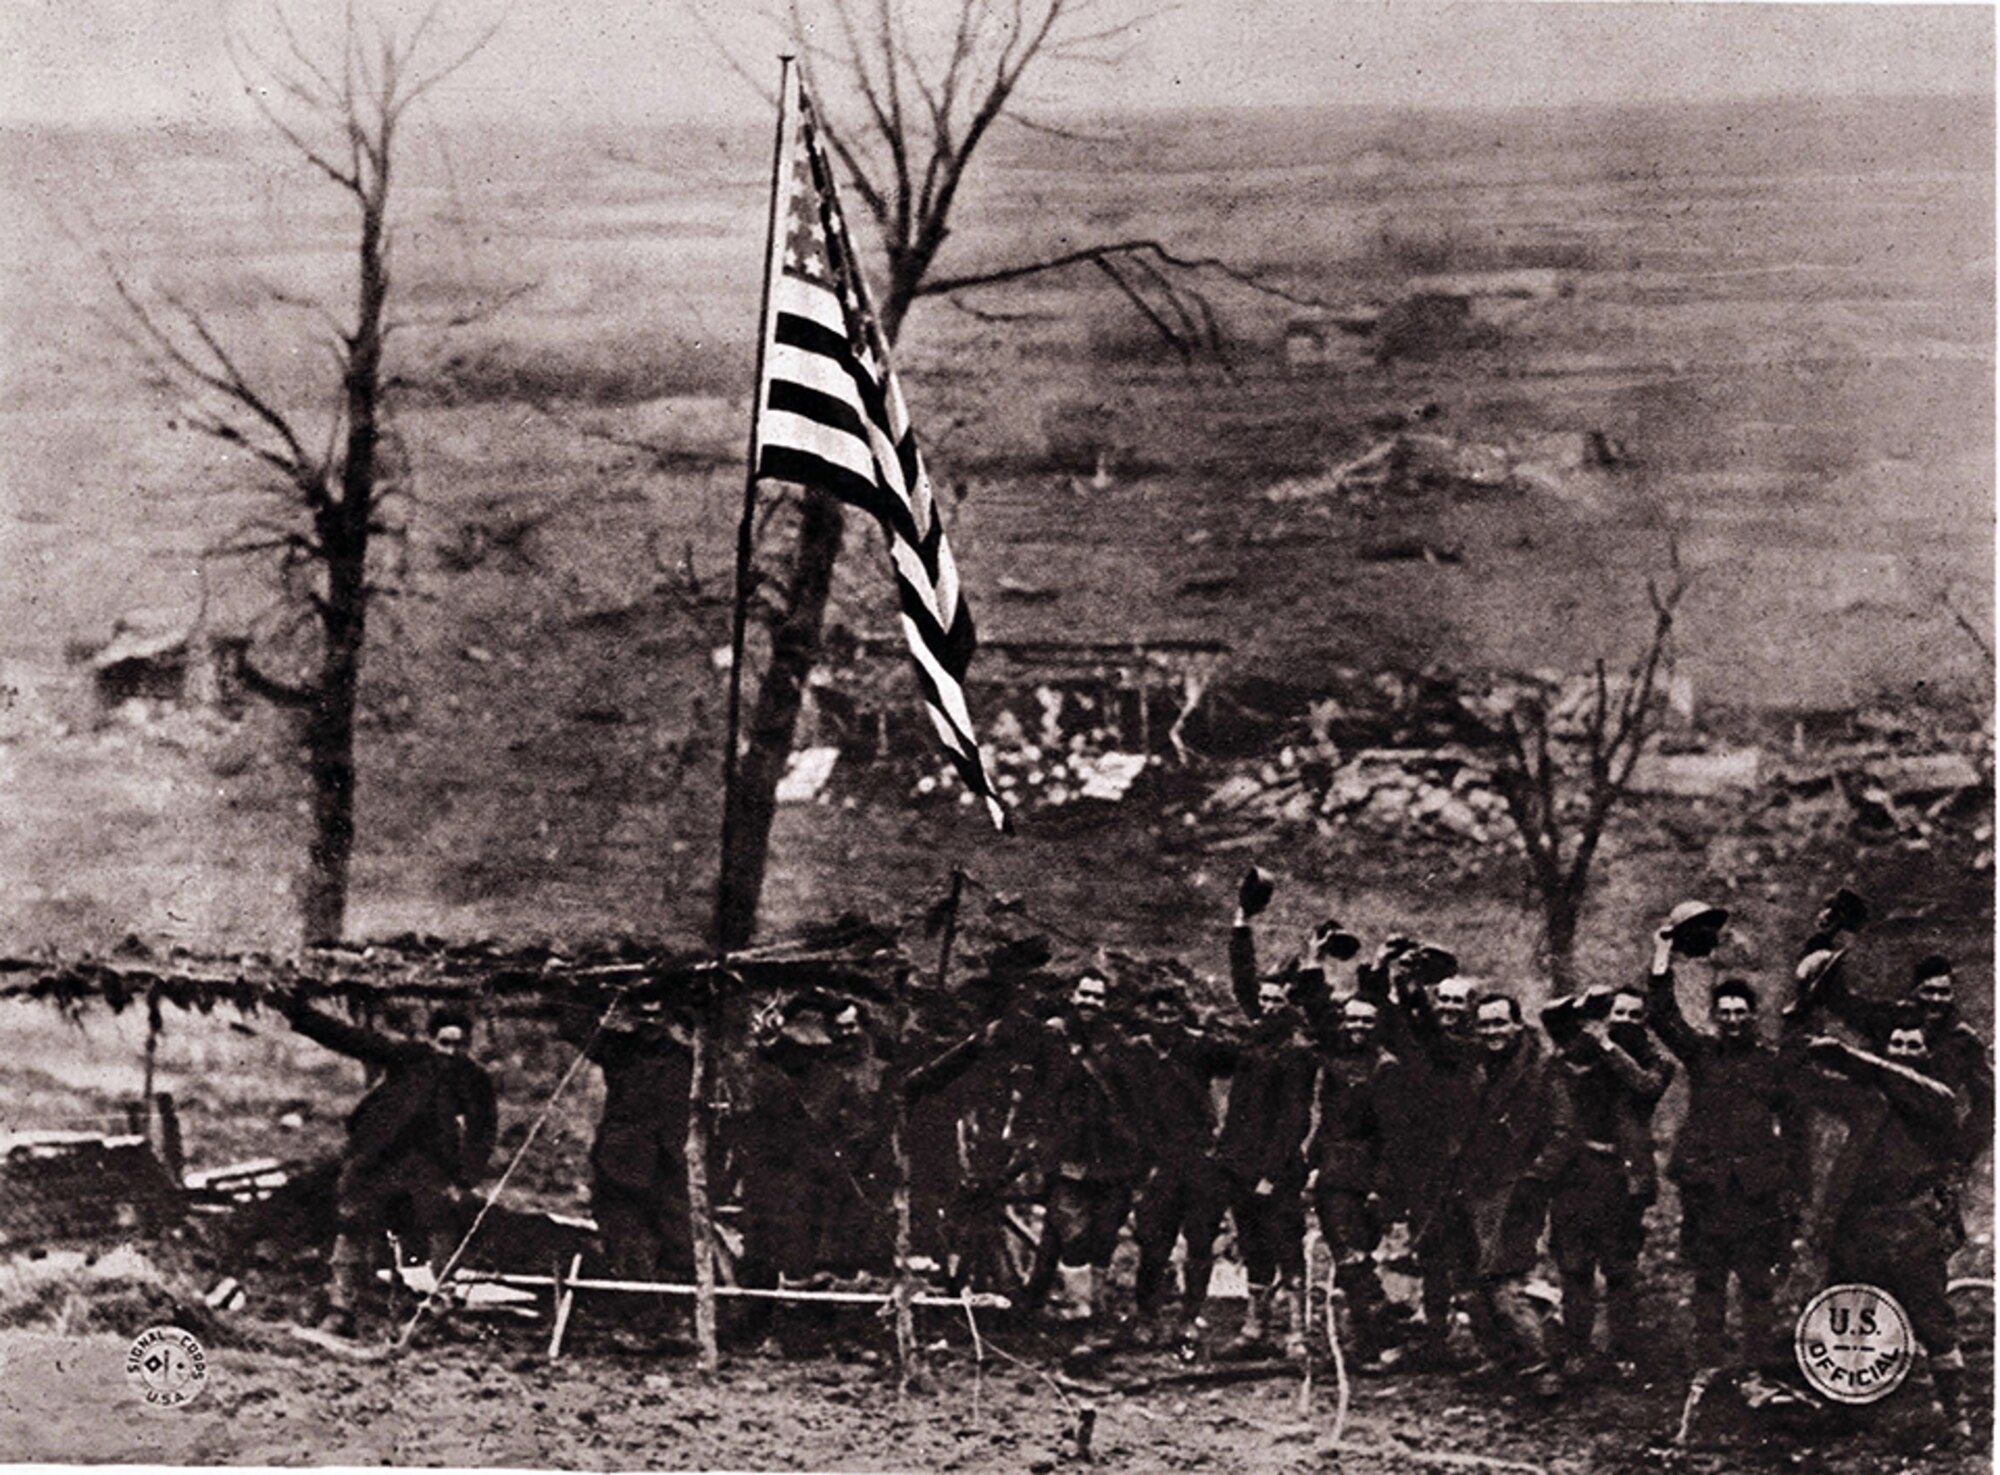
[{"xmin": 0, "ymin": 1233, "xmax": 1989, "ymax": 1473}]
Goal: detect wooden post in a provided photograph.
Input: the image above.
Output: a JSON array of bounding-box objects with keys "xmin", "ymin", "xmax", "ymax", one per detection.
[
  {"xmin": 140, "ymin": 987, "xmax": 162, "ymax": 1148},
  {"xmin": 895, "ymin": 871, "xmax": 966, "ymax": 1386},
  {"xmin": 548, "ymin": 1251, "xmax": 583, "ymax": 1361},
  {"xmin": 892, "ymin": 1091, "xmax": 916, "ymax": 1388},
  {"xmin": 686, "ymin": 988, "xmax": 721, "ymax": 1371},
  {"xmin": 154, "ymin": 1093, "xmax": 185, "ymax": 1184}
]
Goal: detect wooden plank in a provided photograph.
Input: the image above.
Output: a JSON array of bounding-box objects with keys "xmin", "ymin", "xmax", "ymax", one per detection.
[{"xmin": 449, "ymin": 1269, "xmax": 1010, "ymax": 1309}]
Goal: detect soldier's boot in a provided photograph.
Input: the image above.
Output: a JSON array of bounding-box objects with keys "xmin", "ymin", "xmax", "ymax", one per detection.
[
  {"xmin": 1056, "ymin": 1263, "xmax": 1096, "ymax": 1323},
  {"xmin": 1232, "ymin": 1282, "xmax": 1273, "ymax": 1352},
  {"xmin": 1406, "ymin": 1269, "xmax": 1459, "ymax": 1369},
  {"xmin": 1604, "ymin": 1272, "xmax": 1645, "ymax": 1377},
  {"xmin": 1279, "ymin": 1280, "xmax": 1310, "ymax": 1361},
  {"xmin": 1488, "ymin": 1275, "xmax": 1561, "ymax": 1398},
  {"xmin": 1131, "ymin": 1254, "xmax": 1174, "ymax": 1347},
  {"xmin": 1022, "ymin": 1226, "xmax": 1063, "ymax": 1318},
  {"xmin": 1133, "ymin": 1250, "xmax": 1169, "ymax": 1321},
  {"xmin": 1558, "ymin": 1270, "xmax": 1599, "ymax": 1378},
  {"xmin": 318, "ymin": 1234, "xmax": 364, "ymax": 1336},
  {"xmin": 1181, "ymin": 1252, "xmax": 1216, "ymax": 1319},
  {"xmin": 1334, "ymin": 1257, "xmax": 1391, "ymax": 1363},
  {"xmin": 1932, "ymin": 1350, "xmax": 1974, "ymax": 1442}
]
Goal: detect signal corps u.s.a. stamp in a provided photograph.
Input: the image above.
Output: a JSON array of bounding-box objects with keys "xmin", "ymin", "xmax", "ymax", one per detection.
[
  {"xmin": 125, "ymin": 1325, "xmax": 208, "ymax": 1409},
  {"xmin": 1794, "ymin": 1283, "xmax": 1914, "ymax": 1404}
]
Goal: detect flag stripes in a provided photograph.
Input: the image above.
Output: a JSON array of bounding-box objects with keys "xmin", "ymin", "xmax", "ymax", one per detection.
[{"xmin": 752, "ymin": 76, "xmax": 1007, "ymax": 831}]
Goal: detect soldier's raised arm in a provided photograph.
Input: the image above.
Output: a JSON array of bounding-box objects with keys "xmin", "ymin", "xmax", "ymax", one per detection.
[
  {"xmin": 1804, "ymin": 1035, "xmax": 1967, "ymax": 1136},
  {"xmin": 1230, "ymin": 866, "xmax": 1276, "ymax": 1019},
  {"xmin": 280, "ymin": 991, "xmax": 418, "ymax": 1066},
  {"xmin": 1599, "ymin": 1023, "xmax": 1676, "ymax": 1104},
  {"xmin": 1645, "ymin": 919, "xmax": 1704, "ymax": 1063}
]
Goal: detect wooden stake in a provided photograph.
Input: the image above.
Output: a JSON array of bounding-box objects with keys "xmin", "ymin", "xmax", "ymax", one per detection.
[
  {"xmin": 687, "ymin": 993, "xmax": 720, "ymax": 1371},
  {"xmin": 140, "ymin": 986, "xmax": 162, "ymax": 1149},
  {"xmin": 892, "ymin": 1106, "xmax": 916, "ymax": 1388},
  {"xmin": 548, "ymin": 1251, "xmax": 583, "ymax": 1361},
  {"xmin": 414, "ymin": 1267, "xmax": 1009, "ymax": 1307},
  {"xmin": 895, "ymin": 871, "xmax": 966, "ymax": 1386}
]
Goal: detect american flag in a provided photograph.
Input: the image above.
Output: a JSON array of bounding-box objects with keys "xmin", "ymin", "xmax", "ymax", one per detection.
[{"xmin": 754, "ymin": 77, "xmax": 1008, "ymax": 832}]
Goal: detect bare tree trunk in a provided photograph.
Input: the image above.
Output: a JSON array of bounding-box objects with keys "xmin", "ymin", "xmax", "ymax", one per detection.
[
  {"xmin": 301, "ymin": 165, "xmax": 386, "ymax": 947},
  {"xmin": 715, "ymin": 486, "xmax": 846, "ymax": 952},
  {"xmin": 1543, "ymin": 888, "xmax": 1582, "ymax": 996},
  {"xmin": 302, "ymin": 641, "xmax": 360, "ymax": 946},
  {"xmin": 107, "ymin": 12, "xmax": 496, "ymax": 952}
]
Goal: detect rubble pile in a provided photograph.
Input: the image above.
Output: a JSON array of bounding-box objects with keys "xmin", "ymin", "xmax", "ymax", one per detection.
[
  {"xmin": 1767, "ymin": 741, "xmax": 1995, "ymax": 868},
  {"xmin": 1198, "ymin": 744, "xmax": 1514, "ymax": 850},
  {"xmin": 1261, "ymin": 426, "xmax": 1626, "ymax": 510},
  {"xmin": 918, "ymin": 687, "xmax": 1156, "ymax": 814}
]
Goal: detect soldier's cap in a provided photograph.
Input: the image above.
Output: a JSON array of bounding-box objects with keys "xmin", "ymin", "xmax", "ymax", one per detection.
[
  {"xmin": 1782, "ymin": 947, "xmax": 1846, "ymax": 1019},
  {"xmin": 1664, "ymin": 901, "xmax": 1729, "ymax": 958},
  {"xmin": 1817, "ymin": 886, "xmax": 1870, "ymax": 933},
  {"xmin": 1398, "ymin": 943, "xmax": 1460, "ymax": 987},
  {"xmin": 1307, "ymin": 919, "xmax": 1362, "ymax": 961},
  {"xmin": 1665, "ymin": 900, "xmax": 1729, "ymax": 932},
  {"xmin": 1377, "ymin": 935, "xmax": 1418, "ymax": 960},
  {"xmin": 1912, "ymin": 954, "xmax": 1954, "ymax": 984}
]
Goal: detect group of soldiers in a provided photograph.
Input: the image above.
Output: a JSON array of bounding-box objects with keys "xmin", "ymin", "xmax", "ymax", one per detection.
[{"xmin": 272, "ymin": 873, "xmax": 1990, "ymax": 1437}]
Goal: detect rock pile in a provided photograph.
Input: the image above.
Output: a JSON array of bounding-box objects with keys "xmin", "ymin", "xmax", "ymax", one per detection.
[{"xmin": 1197, "ymin": 744, "xmax": 1514, "ymax": 849}]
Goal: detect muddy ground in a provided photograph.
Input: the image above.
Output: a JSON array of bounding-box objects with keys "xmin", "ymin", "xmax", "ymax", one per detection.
[{"xmin": 0, "ymin": 1309, "xmax": 1986, "ymax": 1474}]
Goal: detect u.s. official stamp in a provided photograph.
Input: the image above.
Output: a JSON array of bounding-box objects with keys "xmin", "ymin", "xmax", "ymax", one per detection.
[
  {"xmin": 125, "ymin": 1325, "xmax": 209, "ymax": 1409},
  {"xmin": 1794, "ymin": 1284, "xmax": 1914, "ymax": 1404}
]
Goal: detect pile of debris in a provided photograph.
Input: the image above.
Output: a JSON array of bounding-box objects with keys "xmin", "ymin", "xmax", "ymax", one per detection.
[
  {"xmin": 1197, "ymin": 742, "xmax": 1515, "ymax": 852},
  {"xmin": 1261, "ymin": 426, "xmax": 1627, "ymax": 511},
  {"xmin": 0, "ymin": 1132, "xmax": 185, "ymax": 1251},
  {"xmin": 1769, "ymin": 744, "xmax": 1994, "ymax": 868},
  {"xmin": 915, "ymin": 685, "xmax": 1156, "ymax": 816}
]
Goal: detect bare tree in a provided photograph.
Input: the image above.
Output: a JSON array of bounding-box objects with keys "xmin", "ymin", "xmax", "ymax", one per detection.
[
  {"xmin": 710, "ymin": 0, "xmax": 1293, "ymax": 949},
  {"xmin": 1455, "ymin": 560, "xmax": 1691, "ymax": 993},
  {"xmin": 109, "ymin": 6, "xmax": 499, "ymax": 945}
]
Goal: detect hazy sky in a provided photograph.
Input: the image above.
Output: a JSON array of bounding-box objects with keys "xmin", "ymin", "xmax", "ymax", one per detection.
[{"xmin": 2, "ymin": 1, "xmax": 1992, "ymax": 128}]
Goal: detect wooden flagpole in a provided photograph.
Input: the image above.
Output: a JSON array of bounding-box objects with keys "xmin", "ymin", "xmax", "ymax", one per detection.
[{"xmin": 690, "ymin": 52, "xmax": 798, "ymax": 1375}]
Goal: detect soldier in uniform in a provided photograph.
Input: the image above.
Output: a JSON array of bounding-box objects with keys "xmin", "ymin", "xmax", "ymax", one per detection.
[
  {"xmin": 1646, "ymin": 905, "xmax": 1808, "ymax": 1367},
  {"xmin": 278, "ymin": 995, "xmax": 497, "ymax": 1336},
  {"xmin": 1223, "ymin": 883, "xmax": 1319, "ymax": 1357},
  {"xmin": 1804, "ymin": 947, "xmax": 1993, "ymax": 1167},
  {"xmin": 1020, "ymin": 971, "xmax": 1152, "ymax": 1324},
  {"xmin": 1801, "ymin": 1014, "xmax": 1975, "ymax": 1442},
  {"xmin": 1129, "ymin": 984, "xmax": 1235, "ymax": 1346},
  {"xmin": 1542, "ymin": 985, "xmax": 1674, "ymax": 1379},
  {"xmin": 1448, "ymin": 992, "xmax": 1576, "ymax": 1397},
  {"xmin": 1367, "ymin": 951, "xmax": 1484, "ymax": 1367},
  {"xmin": 1306, "ymin": 993, "xmax": 1403, "ymax": 1365},
  {"xmin": 732, "ymin": 993, "xmax": 888, "ymax": 1334},
  {"xmin": 559, "ymin": 993, "xmax": 694, "ymax": 1340}
]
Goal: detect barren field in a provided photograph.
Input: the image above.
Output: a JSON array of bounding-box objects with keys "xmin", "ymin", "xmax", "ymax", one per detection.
[
  {"xmin": 1, "ymin": 94, "xmax": 1991, "ymax": 949},
  {"xmin": 0, "ymin": 92, "xmax": 1994, "ymax": 1471}
]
